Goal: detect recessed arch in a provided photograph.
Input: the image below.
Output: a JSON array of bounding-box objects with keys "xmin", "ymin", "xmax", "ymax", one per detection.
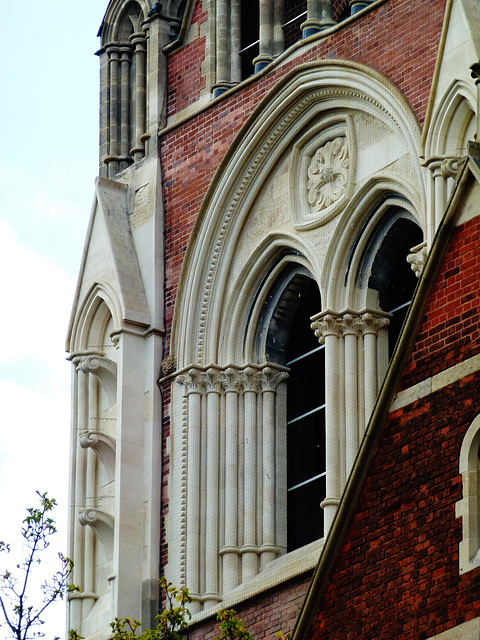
[
  {"xmin": 68, "ymin": 281, "xmax": 122, "ymax": 355},
  {"xmin": 171, "ymin": 60, "xmax": 425, "ymax": 369},
  {"xmin": 100, "ymin": 0, "xmax": 148, "ymax": 45},
  {"xmin": 424, "ymin": 78, "xmax": 476, "ymax": 158}
]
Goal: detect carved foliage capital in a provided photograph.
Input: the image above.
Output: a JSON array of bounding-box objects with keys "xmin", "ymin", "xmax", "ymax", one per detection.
[
  {"xmin": 260, "ymin": 367, "xmax": 289, "ymax": 392},
  {"xmin": 219, "ymin": 368, "xmax": 243, "ymax": 393},
  {"xmin": 176, "ymin": 369, "xmax": 205, "ymax": 394},
  {"xmin": 311, "ymin": 313, "xmax": 342, "ymax": 344},
  {"xmin": 360, "ymin": 312, "xmax": 390, "ymax": 335}
]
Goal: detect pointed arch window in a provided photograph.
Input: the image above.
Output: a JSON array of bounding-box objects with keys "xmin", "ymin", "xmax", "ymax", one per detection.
[{"xmin": 262, "ymin": 269, "xmax": 325, "ymax": 552}]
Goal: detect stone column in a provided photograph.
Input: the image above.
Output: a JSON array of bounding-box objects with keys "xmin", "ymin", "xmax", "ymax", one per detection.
[
  {"xmin": 119, "ymin": 46, "xmax": 132, "ymax": 171},
  {"xmin": 130, "ymin": 33, "xmax": 146, "ymax": 162},
  {"xmin": 241, "ymin": 367, "xmax": 260, "ymax": 582},
  {"xmin": 214, "ymin": 0, "xmax": 231, "ymax": 96},
  {"xmin": 425, "ymin": 156, "xmax": 458, "ymax": 244},
  {"xmin": 273, "ymin": 0, "xmax": 285, "ymax": 56},
  {"xmin": 361, "ymin": 312, "xmax": 389, "ymax": 426},
  {"xmin": 301, "ymin": 0, "xmax": 335, "ymax": 37},
  {"xmin": 260, "ymin": 366, "xmax": 288, "ymax": 569},
  {"xmin": 71, "ymin": 365, "xmax": 88, "ymax": 629},
  {"xmin": 82, "ymin": 374, "xmax": 98, "ymax": 618},
  {"xmin": 220, "ymin": 368, "xmax": 242, "ymax": 593},
  {"xmin": 341, "ymin": 313, "xmax": 362, "ymax": 479},
  {"xmin": 230, "ymin": 0, "xmax": 242, "ymax": 84},
  {"xmin": 254, "ymin": 0, "xmax": 274, "ymax": 72},
  {"xmin": 106, "ymin": 46, "xmax": 120, "ymax": 177},
  {"xmin": 311, "ymin": 312, "xmax": 342, "ymax": 536},
  {"xmin": 204, "ymin": 369, "xmax": 222, "ymax": 607},
  {"xmin": 176, "ymin": 369, "xmax": 204, "ymax": 613}
]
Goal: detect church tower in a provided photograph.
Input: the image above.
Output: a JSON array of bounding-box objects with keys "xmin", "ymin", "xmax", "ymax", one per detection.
[{"xmin": 67, "ymin": 1, "xmax": 480, "ymax": 638}]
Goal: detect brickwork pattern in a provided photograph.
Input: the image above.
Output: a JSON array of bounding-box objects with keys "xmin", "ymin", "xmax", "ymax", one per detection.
[
  {"xmin": 185, "ymin": 574, "xmax": 311, "ymax": 640},
  {"xmin": 308, "ymin": 373, "xmax": 480, "ymax": 639},
  {"xmin": 307, "ymin": 217, "xmax": 480, "ymax": 639},
  {"xmin": 401, "ymin": 216, "xmax": 480, "ymax": 390}
]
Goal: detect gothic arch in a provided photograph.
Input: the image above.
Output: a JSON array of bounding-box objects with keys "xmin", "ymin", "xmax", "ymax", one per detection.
[
  {"xmin": 68, "ymin": 281, "xmax": 122, "ymax": 355},
  {"xmin": 167, "ymin": 59, "xmax": 427, "ymax": 613},
  {"xmin": 424, "ymin": 78, "xmax": 476, "ymax": 158},
  {"xmin": 100, "ymin": 0, "xmax": 148, "ymax": 45},
  {"xmin": 324, "ymin": 178, "xmax": 422, "ymax": 312},
  {"xmin": 172, "ymin": 60, "xmax": 425, "ymax": 369}
]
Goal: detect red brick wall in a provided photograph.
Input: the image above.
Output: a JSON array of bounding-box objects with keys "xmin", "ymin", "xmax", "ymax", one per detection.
[
  {"xmin": 166, "ymin": 1, "xmax": 208, "ymax": 117},
  {"xmin": 307, "ymin": 216, "xmax": 480, "ymax": 639},
  {"xmin": 185, "ymin": 573, "xmax": 311, "ymax": 640},
  {"xmin": 401, "ymin": 216, "xmax": 480, "ymax": 390}
]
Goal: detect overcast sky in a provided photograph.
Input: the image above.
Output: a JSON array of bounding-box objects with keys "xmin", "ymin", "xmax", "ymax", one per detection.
[{"xmin": 0, "ymin": 2, "xmax": 108, "ymax": 637}]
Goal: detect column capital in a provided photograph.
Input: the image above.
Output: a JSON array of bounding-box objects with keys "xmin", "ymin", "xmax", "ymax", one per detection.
[
  {"xmin": 360, "ymin": 311, "xmax": 390, "ymax": 336},
  {"xmin": 310, "ymin": 311, "xmax": 342, "ymax": 344},
  {"xmin": 339, "ymin": 311, "xmax": 364, "ymax": 336},
  {"xmin": 259, "ymin": 366, "xmax": 289, "ymax": 392},
  {"xmin": 176, "ymin": 368, "xmax": 205, "ymax": 394},
  {"xmin": 242, "ymin": 367, "xmax": 261, "ymax": 393},
  {"xmin": 204, "ymin": 367, "xmax": 223, "ymax": 394},
  {"xmin": 219, "ymin": 367, "xmax": 243, "ymax": 394}
]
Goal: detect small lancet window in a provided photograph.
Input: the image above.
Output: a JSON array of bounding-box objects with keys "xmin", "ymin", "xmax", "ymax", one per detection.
[{"xmin": 263, "ymin": 271, "xmax": 325, "ymax": 552}]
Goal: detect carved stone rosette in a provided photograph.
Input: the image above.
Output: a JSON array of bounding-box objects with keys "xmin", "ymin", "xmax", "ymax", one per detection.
[{"xmin": 307, "ymin": 137, "xmax": 349, "ymax": 212}]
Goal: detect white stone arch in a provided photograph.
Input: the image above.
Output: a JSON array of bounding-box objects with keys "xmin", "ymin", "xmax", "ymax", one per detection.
[
  {"xmin": 172, "ymin": 60, "xmax": 425, "ymax": 370},
  {"xmin": 68, "ymin": 280, "xmax": 122, "ymax": 355},
  {"xmin": 214, "ymin": 233, "xmax": 321, "ymax": 365},
  {"xmin": 325, "ymin": 175, "xmax": 423, "ymax": 311},
  {"xmin": 456, "ymin": 414, "xmax": 480, "ymax": 574},
  {"xmin": 425, "ymin": 78, "xmax": 476, "ymax": 158}
]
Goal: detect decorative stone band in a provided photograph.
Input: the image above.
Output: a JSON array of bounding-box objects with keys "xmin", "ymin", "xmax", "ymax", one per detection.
[{"xmin": 174, "ymin": 363, "xmax": 289, "ymax": 611}]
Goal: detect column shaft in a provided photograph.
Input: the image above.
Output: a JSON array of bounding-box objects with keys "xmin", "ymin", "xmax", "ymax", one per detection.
[
  {"xmin": 186, "ymin": 390, "xmax": 202, "ymax": 612},
  {"xmin": 107, "ymin": 49, "xmax": 120, "ymax": 176},
  {"xmin": 242, "ymin": 380, "xmax": 258, "ymax": 582},
  {"xmin": 344, "ymin": 328, "xmax": 358, "ymax": 478},
  {"xmin": 131, "ymin": 35, "xmax": 146, "ymax": 161},
  {"xmin": 204, "ymin": 373, "xmax": 221, "ymax": 605},
  {"xmin": 222, "ymin": 370, "xmax": 240, "ymax": 593},
  {"xmin": 120, "ymin": 48, "xmax": 131, "ymax": 169},
  {"xmin": 261, "ymin": 388, "xmax": 276, "ymax": 567}
]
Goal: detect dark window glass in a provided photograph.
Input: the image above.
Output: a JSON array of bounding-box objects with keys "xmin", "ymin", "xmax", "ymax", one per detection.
[
  {"xmin": 240, "ymin": 1, "xmax": 259, "ymax": 79},
  {"xmin": 285, "ymin": 281, "xmax": 325, "ymax": 551}
]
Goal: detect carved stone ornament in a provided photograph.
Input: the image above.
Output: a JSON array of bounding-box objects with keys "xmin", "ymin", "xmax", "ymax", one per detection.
[{"xmin": 307, "ymin": 137, "xmax": 349, "ymax": 212}]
